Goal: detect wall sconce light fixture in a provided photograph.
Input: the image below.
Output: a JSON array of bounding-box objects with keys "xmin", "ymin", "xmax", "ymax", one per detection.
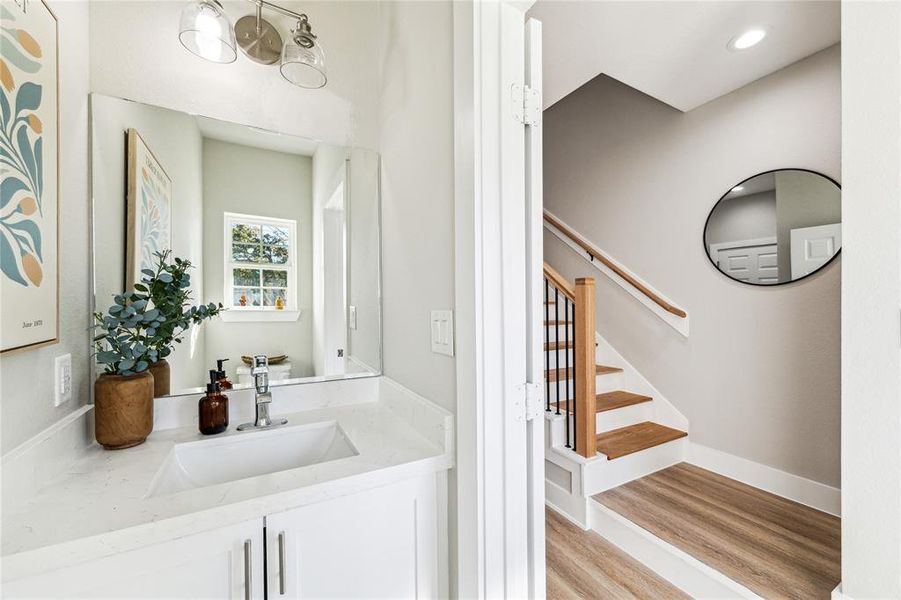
[{"xmin": 178, "ymin": 0, "xmax": 327, "ymax": 89}]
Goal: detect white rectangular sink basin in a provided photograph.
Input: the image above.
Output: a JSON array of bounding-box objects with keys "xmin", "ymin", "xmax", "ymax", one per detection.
[{"xmin": 148, "ymin": 421, "xmax": 357, "ymax": 497}]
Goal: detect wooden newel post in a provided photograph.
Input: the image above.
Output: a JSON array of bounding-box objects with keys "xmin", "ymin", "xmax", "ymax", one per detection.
[{"xmin": 574, "ymin": 277, "xmax": 597, "ymax": 458}]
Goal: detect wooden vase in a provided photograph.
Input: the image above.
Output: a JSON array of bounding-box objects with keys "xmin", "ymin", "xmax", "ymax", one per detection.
[
  {"xmin": 148, "ymin": 359, "xmax": 171, "ymax": 397},
  {"xmin": 94, "ymin": 371, "xmax": 154, "ymax": 450}
]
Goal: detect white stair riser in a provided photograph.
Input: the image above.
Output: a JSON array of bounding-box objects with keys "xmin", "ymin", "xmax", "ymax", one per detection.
[
  {"xmin": 543, "ymin": 372, "xmax": 623, "ymax": 396},
  {"xmin": 597, "ymin": 401, "xmax": 654, "ymax": 431},
  {"xmin": 584, "ymin": 438, "xmax": 687, "ymax": 496},
  {"xmin": 547, "ymin": 401, "xmax": 655, "ymax": 448}
]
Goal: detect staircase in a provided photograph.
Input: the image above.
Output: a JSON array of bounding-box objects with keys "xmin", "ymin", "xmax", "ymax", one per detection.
[{"xmin": 542, "ymin": 263, "xmax": 688, "ymax": 526}]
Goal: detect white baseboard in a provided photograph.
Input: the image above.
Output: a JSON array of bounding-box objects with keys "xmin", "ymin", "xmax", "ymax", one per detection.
[
  {"xmin": 831, "ymin": 584, "xmax": 847, "ymax": 600},
  {"xmin": 687, "ymin": 442, "xmax": 841, "ymax": 517},
  {"xmin": 589, "ymin": 501, "xmax": 761, "ymax": 599}
]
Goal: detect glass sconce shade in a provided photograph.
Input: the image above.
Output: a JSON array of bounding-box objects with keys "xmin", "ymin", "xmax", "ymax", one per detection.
[
  {"xmin": 179, "ymin": 0, "xmax": 237, "ymax": 64},
  {"xmin": 280, "ymin": 18, "xmax": 326, "ymax": 89}
]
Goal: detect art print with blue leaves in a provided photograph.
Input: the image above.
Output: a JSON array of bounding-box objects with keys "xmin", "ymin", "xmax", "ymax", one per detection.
[
  {"xmin": 126, "ymin": 128, "xmax": 171, "ymax": 290},
  {"xmin": 1, "ymin": 0, "xmax": 59, "ymax": 352}
]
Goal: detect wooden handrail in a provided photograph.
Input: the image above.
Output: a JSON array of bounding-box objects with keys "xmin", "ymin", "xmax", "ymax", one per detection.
[
  {"xmin": 543, "ymin": 262, "xmax": 575, "ymax": 301},
  {"xmin": 543, "ymin": 211, "xmax": 687, "ymax": 319}
]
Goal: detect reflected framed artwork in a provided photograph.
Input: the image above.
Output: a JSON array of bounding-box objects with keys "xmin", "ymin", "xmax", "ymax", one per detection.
[
  {"xmin": 0, "ymin": 0, "xmax": 59, "ymax": 353},
  {"xmin": 126, "ymin": 128, "xmax": 171, "ymax": 289}
]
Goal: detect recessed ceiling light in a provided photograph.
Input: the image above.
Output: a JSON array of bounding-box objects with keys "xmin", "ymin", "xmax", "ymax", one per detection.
[
  {"xmin": 731, "ymin": 185, "xmax": 745, "ymax": 193},
  {"xmin": 729, "ymin": 29, "xmax": 767, "ymax": 51}
]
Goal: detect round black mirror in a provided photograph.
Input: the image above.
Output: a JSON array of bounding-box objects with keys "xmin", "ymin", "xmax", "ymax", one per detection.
[{"xmin": 703, "ymin": 169, "xmax": 841, "ymax": 286}]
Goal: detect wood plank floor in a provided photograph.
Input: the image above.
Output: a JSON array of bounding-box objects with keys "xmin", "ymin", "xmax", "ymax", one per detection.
[
  {"xmin": 594, "ymin": 463, "xmax": 841, "ymax": 599},
  {"xmin": 546, "ymin": 508, "xmax": 689, "ymax": 599}
]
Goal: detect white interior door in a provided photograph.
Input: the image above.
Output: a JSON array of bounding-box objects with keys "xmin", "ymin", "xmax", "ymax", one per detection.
[
  {"xmin": 710, "ymin": 239, "xmax": 778, "ymax": 284},
  {"xmin": 524, "ymin": 16, "xmax": 547, "ymax": 600},
  {"xmin": 791, "ymin": 223, "xmax": 841, "ymax": 278}
]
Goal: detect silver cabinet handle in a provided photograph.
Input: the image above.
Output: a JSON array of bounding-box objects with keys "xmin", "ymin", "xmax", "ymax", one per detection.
[
  {"xmin": 278, "ymin": 531, "xmax": 286, "ymax": 595},
  {"xmin": 244, "ymin": 539, "xmax": 252, "ymax": 600}
]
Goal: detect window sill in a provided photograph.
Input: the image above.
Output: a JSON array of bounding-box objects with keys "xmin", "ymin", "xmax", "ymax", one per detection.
[{"xmin": 219, "ymin": 310, "xmax": 301, "ymax": 323}]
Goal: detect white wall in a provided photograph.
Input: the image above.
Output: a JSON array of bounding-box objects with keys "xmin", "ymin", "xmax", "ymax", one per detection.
[
  {"xmin": 378, "ymin": 1, "xmax": 456, "ymax": 413},
  {"xmin": 0, "ymin": 1, "xmax": 91, "ymax": 454},
  {"xmin": 202, "ymin": 139, "xmax": 314, "ymax": 380},
  {"xmin": 90, "ymin": 95, "xmax": 206, "ymax": 392},
  {"xmin": 543, "ymin": 45, "xmax": 841, "ymax": 487},
  {"xmin": 841, "ymin": 3, "xmax": 901, "ymax": 597}
]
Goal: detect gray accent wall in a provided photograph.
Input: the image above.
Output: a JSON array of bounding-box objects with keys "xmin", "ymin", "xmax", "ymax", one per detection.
[{"xmin": 543, "ymin": 45, "xmax": 841, "ymax": 487}]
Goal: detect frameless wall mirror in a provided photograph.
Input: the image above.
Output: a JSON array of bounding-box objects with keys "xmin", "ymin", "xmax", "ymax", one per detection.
[
  {"xmin": 90, "ymin": 94, "xmax": 380, "ymax": 397},
  {"xmin": 703, "ymin": 169, "xmax": 841, "ymax": 286}
]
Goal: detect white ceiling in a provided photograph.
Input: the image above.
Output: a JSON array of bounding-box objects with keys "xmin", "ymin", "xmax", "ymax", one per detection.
[
  {"xmin": 527, "ymin": 1, "xmax": 840, "ymax": 112},
  {"xmin": 195, "ymin": 115, "xmax": 320, "ymax": 157}
]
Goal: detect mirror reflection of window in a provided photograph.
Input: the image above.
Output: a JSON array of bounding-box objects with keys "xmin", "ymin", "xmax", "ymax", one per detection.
[
  {"xmin": 225, "ymin": 214, "xmax": 296, "ymax": 311},
  {"xmin": 703, "ymin": 169, "xmax": 841, "ymax": 286}
]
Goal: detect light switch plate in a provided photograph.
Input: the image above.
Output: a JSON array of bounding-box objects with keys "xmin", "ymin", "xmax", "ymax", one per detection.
[
  {"xmin": 54, "ymin": 353, "xmax": 72, "ymax": 407},
  {"xmin": 430, "ymin": 310, "xmax": 454, "ymax": 357},
  {"xmin": 349, "ymin": 305, "xmax": 357, "ymax": 330}
]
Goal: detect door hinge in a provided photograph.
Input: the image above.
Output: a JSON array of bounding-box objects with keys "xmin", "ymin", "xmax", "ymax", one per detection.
[
  {"xmin": 516, "ymin": 382, "xmax": 544, "ymax": 421},
  {"xmin": 512, "ymin": 83, "xmax": 541, "ymax": 126}
]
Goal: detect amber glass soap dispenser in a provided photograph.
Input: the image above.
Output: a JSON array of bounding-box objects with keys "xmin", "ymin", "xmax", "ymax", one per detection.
[{"xmin": 199, "ymin": 371, "xmax": 229, "ymax": 435}]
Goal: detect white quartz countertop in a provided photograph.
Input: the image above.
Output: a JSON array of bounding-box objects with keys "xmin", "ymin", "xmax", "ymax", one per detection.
[{"xmin": 2, "ymin": 379, "xmax": 453, "ymax": 581}]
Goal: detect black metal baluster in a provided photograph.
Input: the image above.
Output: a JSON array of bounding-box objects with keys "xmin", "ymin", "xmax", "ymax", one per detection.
[
  {"xmin": 572, "ymin": 293, "xmax": 577, "ymax": 453},
  {"xmin": 554, "ymin": 287, "xmax": 560, "ymax": 415},
  {"xmin": 564, "ymin": 297, "xmax": 571, "ymax": 447},
  {"xmin": 544, "ymin": 279, "xmax": 550, "ymax": 412}
]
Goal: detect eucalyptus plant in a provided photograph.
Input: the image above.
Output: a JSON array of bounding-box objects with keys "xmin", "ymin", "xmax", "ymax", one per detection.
[
  {"xmin": 138, "ymin": 250, "xmax": 223, "ymax": 360},
  {"xmin": 93, "ymin": 251, "xmax": 224, "ymax": 376}
]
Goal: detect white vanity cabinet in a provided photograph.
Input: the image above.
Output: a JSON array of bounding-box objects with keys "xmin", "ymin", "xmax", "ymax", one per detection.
[
  {"xmin": 3, "ymin": 474, "xmax": 442, "ymax": 599},
  {"xmin": 265, "ymin": 474, "xmax": 441, "ymax": 599},
  {"xmin": 3, "ymin": 518, "xmax": 266, "ymax": 599}
]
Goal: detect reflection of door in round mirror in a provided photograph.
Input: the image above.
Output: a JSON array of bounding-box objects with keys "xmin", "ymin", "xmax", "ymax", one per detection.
[{"xmin": 703, "ymin": 169, "xmax": 841, "ymax": 286}]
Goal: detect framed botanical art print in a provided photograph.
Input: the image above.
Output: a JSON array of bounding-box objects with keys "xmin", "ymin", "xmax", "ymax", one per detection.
[
  {"xmin": 0, "ymin": 0, "xmax": 59, "ymax": 354},
  {"xmin": 126, "ymin": 128, "xmax": 171, "ymax": 288}
]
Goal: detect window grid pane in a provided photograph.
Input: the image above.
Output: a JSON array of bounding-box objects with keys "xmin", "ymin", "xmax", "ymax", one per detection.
[{"xmin": 228, "ymin": 217, "xmax": 295, "ymax": 310}]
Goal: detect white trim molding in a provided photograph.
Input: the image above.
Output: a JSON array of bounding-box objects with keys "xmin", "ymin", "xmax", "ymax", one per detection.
[
  {"xmin": 687, "ymin": 442, "xmax": 840, "ymax": 516},
  {"xmin": 543, "ymin": 210, "xmax": 689, "ymax": 337}
]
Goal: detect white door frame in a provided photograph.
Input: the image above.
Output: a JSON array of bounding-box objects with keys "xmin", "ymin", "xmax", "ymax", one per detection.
[{"xmin": 454, "ymin": 1, "xmax": 544, "ymax": 598}]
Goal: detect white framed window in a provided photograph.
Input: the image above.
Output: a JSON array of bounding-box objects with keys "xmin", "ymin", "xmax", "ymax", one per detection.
[{"xmin": 222, "ymin": 212, "xmax": 299, "ymax": 322}]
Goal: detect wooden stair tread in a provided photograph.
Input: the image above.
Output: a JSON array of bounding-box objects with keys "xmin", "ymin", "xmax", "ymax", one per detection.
[
  {"xmin": 558, "ymin": 390, "xmax": 652, "ymax": 413},
  {"xmin": 596, "ymin": 422, "xmax": 687, "ymax": 460},
  {"xmin": 544, "ymin": 320, "xmax": 572, "ymax": 326},
  {"xmin": 546, "ymin": 364, "xmax": 622, "ymax": 382},
  {"xmin": 595, "ymin": 391, "xmax": 652, "ymax": 412}
]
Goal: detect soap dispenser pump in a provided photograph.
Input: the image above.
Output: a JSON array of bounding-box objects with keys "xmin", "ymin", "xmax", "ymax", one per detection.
[
  {"xmin": 214, "ymin": 358, "xmax": 233, "ymax": 390},
  {"xmin": 199, "ymin": 371, "xmax": 229, "ymax": 435}
]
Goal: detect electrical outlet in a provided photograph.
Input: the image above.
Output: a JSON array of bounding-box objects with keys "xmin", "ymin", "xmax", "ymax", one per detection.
[
  {"xmin": 430, "ymin": 310, "xmax": 454, "ymax": 357},
  {"xmin": 54, "ymin": 354, "xmax": 72, "ymax": 407},
  {"xmin": 348, "ymin": 305, "xmax": 357, "ymax": 330}
]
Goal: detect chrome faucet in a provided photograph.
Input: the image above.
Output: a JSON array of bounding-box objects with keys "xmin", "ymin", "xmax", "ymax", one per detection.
[{"xmin": 237, "ymin": 355, "xmax": 287, "ymax": 431}]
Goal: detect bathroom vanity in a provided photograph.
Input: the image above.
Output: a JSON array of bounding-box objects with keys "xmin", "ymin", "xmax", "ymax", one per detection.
[{"xmin": 1, "ymin": 377, "xmax": 453, "ymax": 598}]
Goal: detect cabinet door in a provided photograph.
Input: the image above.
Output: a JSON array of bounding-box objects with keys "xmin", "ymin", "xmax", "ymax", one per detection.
[
  {"xmin": 266, "ymin": 475, "xmax": 439, "ymax": 599},
  {"xmin": 4, "ymin": 519, "xmax": 265, "ymax": 599}
]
